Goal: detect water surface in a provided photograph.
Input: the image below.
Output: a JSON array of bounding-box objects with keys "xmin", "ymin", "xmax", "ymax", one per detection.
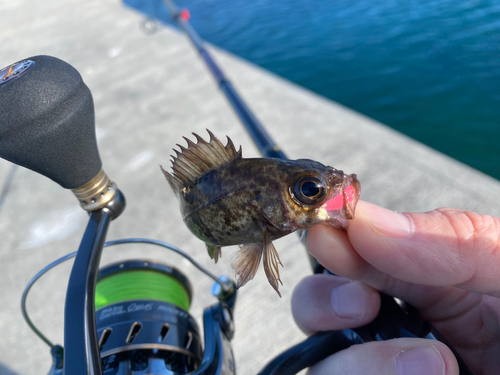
[{"xmin": 127, "ymin": 0, "xmax": 500, "ymax": 180}]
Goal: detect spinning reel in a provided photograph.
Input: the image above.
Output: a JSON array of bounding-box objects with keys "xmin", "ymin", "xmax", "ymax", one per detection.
[{"xmin": 0, "ymin": 56, "xmax": 237, "ymax": 375}]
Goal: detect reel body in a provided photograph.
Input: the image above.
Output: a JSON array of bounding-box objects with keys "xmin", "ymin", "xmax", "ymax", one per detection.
[{"xmin": 29, "ymin": 240, "xmax": 237, "ymax": 375}]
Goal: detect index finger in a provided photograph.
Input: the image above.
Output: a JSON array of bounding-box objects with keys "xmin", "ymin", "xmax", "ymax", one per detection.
[{"xmin": 309, "ymin": 201, "xmax": 500, "ymax": 297}]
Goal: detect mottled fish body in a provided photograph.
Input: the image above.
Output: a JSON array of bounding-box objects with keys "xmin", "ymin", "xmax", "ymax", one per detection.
[{"xmin": 162, "ymin": 130, "xmax": 360, "ymax": 296}]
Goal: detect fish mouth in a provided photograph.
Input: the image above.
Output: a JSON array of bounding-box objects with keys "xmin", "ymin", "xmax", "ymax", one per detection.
[{"xmin": 320, "ymin": 173, "xmax": 360, "ymax": 230}]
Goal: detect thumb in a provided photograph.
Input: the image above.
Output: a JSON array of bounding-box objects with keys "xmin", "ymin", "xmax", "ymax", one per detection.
[{"xmin": 345, "ymin": 201, "xmax": 500, "ymax": 296}]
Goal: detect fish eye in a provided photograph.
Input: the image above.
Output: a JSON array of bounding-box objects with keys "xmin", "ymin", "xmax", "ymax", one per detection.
[{"xmin": 293, "ymin": 177, "xmax": 326, "ymax": 205}]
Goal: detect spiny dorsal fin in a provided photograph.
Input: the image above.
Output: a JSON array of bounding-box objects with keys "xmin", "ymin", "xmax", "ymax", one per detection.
[{"xmin": 161, "ymin": 129, "xmax": 242, "ymax": 194}]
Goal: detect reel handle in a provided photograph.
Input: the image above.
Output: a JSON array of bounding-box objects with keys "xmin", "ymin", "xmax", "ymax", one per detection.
[{"xmin": 0, "ymin": 55, "xmax": 101, "ymax": 189}]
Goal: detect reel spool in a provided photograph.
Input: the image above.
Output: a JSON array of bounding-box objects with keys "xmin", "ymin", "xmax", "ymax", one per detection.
[{"xmin": 95, "ymin": 260, "xmax": 203, "ymax": 374}]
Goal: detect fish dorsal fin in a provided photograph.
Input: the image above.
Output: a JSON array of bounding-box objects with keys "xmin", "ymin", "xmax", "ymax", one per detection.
[{"xmin": 161, "ymin": 129, "xmax": 242, "ymax": 194}]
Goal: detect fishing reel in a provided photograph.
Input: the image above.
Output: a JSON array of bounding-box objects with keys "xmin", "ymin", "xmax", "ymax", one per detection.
[
  {"xmin": 0, "ymin": 55, "xmax": 237, "ymax": 375},
  {"xmin": 24, "ymin": 239, "xmax": 237, "ymax": 375}
]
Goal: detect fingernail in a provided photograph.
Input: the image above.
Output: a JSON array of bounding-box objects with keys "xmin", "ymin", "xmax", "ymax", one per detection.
[
  {"xmin": 360, "ymin": 202, "xmax": 413, "ymax": 238},
  {"xmin": 330, "ymin": 281, "xmax": 367, "ymax": 318},
  {"xmin": 396, "ymin": 346, "xmax": 445, "ymax": 375}
]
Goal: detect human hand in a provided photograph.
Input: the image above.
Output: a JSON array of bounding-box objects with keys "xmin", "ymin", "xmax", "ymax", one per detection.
[{"xmin": 292, "ymin": 201, "xmax": 500, "ymax": 374}]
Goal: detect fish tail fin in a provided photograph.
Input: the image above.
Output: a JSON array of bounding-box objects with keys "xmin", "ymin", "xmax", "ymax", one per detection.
[
  {"xmin": 206, "ymin": 243, "xmax": 222, "ymax": 263},
  {"xmin": 230, "ymin": 244, "xmax": 264, "ymax": 289}
]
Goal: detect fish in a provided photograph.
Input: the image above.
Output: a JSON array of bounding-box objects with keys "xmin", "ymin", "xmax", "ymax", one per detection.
[{"xmin": 161, "ymin": 130, "xmax": 360, "ymax": 296}]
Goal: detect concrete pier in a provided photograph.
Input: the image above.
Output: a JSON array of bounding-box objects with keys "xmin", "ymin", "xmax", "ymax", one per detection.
[{"xmin": 1, "ymin": 0, "xmax": 500, "ymax": 374}]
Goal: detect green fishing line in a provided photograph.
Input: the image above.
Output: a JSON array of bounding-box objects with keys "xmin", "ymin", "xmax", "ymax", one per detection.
[{"xmin": 95, "ymin": 270, "xmax": 190, "ymax": 311}]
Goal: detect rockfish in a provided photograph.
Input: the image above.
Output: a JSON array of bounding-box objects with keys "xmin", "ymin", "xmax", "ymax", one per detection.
[{"xmin": 161, "ymin": 130, "xmax": 360, "ymax": 296}]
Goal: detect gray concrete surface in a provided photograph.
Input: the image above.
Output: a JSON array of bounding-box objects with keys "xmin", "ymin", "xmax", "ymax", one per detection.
[{"xmin": 1, "ymin": 0, "xmax": 500, "ymax": 374}]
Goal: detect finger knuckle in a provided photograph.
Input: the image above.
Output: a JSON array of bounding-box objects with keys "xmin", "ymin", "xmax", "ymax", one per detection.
[
  {"xmin": 434, "ymin": 208, "xmax": 500, "ymax": 252},
  {"xmin": 435, "ymin": 208, "xmax": 500, "ymax": 284}
]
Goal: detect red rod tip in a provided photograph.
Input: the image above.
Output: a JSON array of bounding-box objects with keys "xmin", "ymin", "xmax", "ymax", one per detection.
[{"xmin": 180, "ymin": 9, "xmax": 191, "ymax": 22}]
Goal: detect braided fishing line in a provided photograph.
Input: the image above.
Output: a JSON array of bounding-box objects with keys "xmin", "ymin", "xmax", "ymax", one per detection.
[{"xmin": 95, "ymin": 269, "xmax": 190, "ymax": 311}]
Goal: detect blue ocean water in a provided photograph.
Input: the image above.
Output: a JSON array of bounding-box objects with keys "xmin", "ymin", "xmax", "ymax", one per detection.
[{"xmin": 126, "ymin": 0, "xmax": 500, "ymax": 180}]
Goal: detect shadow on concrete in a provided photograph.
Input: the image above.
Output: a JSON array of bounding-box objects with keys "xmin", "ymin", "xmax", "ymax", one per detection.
[{"xmin": 0, "ymin": 362, "xmax": 21, "ymax": 375}]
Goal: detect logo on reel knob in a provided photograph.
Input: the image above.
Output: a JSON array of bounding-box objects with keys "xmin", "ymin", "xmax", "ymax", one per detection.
[{"xmin": 0, "ymin": 60, "xmax": 34, "ymax": 86}]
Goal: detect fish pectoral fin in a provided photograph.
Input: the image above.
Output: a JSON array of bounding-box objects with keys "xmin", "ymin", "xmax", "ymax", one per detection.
[
  {"xmin": 263, "ymin": 240, "xmax": 284, "ymax": 297},
  {"xmin": 206, "ymin": 243, "xmax": 222, "ymax": 263},
  {"xmin": 230, "ymin": 244, "xmax": 264, "ymax": 289}
]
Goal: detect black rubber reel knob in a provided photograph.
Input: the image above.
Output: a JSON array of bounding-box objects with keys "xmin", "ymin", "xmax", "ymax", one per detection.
[{"xmin": 0, "ymin": 55, "xmax": 102, "ymax": 189}]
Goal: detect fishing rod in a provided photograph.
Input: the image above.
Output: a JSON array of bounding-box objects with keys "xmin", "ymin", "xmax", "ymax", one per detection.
[
  {"xmin": 159, "ymin": 3, "xmax": 474, "ymax": 374},
  {"xmin": 161, "ymin": 0, "xmax": 326, "ymax": 273},
  {"xmin": 161, "ymin": 0, "xmax": 285, "ymax": 160}
]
